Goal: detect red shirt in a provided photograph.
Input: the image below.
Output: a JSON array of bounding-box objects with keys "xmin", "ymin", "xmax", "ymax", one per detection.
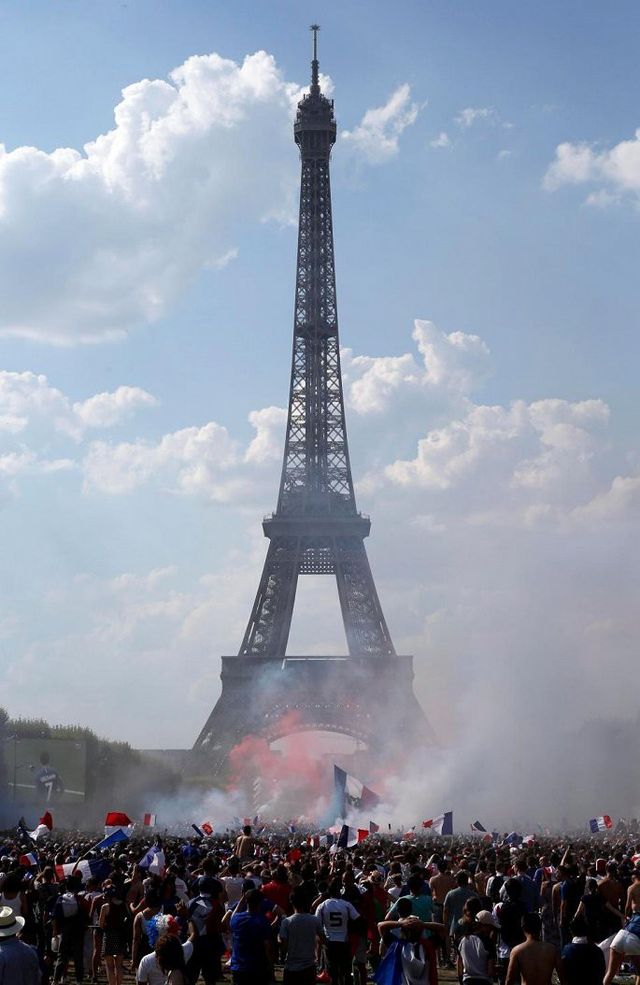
[{"xmin": 262, "ymin": 880, "xmax": 292, "ymax": 915}]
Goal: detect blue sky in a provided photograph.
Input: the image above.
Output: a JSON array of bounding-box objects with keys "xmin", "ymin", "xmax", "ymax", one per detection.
[{"xmin": 0, "ymin": 0, "xmax": 638, "ymax": 813}]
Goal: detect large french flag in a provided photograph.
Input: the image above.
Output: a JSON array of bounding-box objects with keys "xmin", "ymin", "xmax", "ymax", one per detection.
[
  {"xmin": 422, "ymin": 811, "xmax": 453, "ymax": 836},
  {"xmin": 104, "ymin": 811, "xmax": 134, "ymax": 837},
  {"xmin": 589, "ymin": 815, "xmax": 613, "ymax": 833},
  {"xmin": 337, "ymin": 824, "xmax": 369, "ymax": 848},
  {"xmin": 334, "ymin": 765, "xmax": 380, "ymax": 816},
  {"xmin": 55, "ymin": 858, "xmax": 111, "ymax": 883},
  {"xmin": 29, "ymin": 811, "xmax": 54, "ymax": 841}
]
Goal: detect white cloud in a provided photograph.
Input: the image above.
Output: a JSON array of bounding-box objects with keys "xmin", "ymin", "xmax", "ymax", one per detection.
[
  {"xmin": 384, "ymin": 396, "xmax": 610, "ymax": 504},
  {"xmin": 544, "ymin": 129, "xmax": 640, "ymax": 203},
  {"xmin": 455, "ymin": 106, "xmax": 497, "ymax": 128},
  {"xmin": 0, "ymin": 370, "xmax": 156, "ymax": 440},
  {"xmin": 73, "ymin": 386, "xmax": 158, "ymax": 429},
  {"xmin": 430, "ymin": 131, "xmax": 451, "ymax": 149},
  {"xmin": 0, "ymin": 51, "xmax": 312, "ymax": 345},
  {"xmin": 341, "ymin": 319, "xmax": 491, "ymax": 415},
  {"xmin": 341, "ymin": 84, "xmax": 420, "ymax": 163}
]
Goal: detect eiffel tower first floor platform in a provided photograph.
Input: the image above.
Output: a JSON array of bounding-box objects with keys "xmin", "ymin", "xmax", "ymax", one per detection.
[{"xmin": 191, "ymin": 654, "xmax": 433, "ymax": 778}]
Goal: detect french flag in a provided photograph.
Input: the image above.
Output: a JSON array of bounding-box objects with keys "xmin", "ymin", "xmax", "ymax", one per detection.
[
  {"xmin": 470, "ymin": 820, "xmax": 487, "ymax": 833},
  {"xmin": 56, "ymin": 859, "xmax": 111, "ymax": 883},
  {"xmin": 422, "ymin": 811, "xmax": 453, "ymax": 836},
  {"xmin": 27, "ymin": 811, "xmax": 54, "ymax": 842},
  {"xmin": 19, "ymin": 851, "xmax": 38, "ymax": 868},
  {"xmin": 337, "ymin": 824, "xmax": 369, "ymax": 848},
  {"xmin": 589, "ymin": 815, "xmax": 613, "ymax": 833},
  {"xmin": 104, "ymin": 811, "xmax": 134, "ymax": 837},
  {"xmin": 201, "ymin": 822, "xmax": 213, "ymax": 836},
  {"xmin": 369, "ymin": 821, "xmax": 380, "ymax": 834},
  {"xmin": 334, "ymin": 765, "xmax": 380, "ymax": 816},
  {"xmin": 139, "ymin": 844, "xmax": 166, "ymax": 877},
  {"xmin": 143, "ymin": 813, "xmax": 157, "ymax": 827}
]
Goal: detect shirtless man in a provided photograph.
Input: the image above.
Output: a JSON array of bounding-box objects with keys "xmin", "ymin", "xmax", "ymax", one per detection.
[
  {"xmin": 234, "ymin": 825, "xmax": 256, "ymax": 861},
  {"xmin": 505, "ymin": 913, "xmax": 560, "ymax": 985},
  {"xmin": 626, "ymin": 869, "xmax": 640, "ymax": 917}
]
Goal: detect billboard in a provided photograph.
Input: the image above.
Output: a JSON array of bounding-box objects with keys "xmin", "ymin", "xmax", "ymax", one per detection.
[{"xmin": 2, "ymin": 737, "xmax": 86, "ymax": 805}]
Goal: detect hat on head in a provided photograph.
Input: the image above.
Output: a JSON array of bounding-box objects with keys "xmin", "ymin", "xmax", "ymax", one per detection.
[
  {"xmin": 476, "ymin": 910, "xmax": 500, "ymax": 929},
  {"xmin": 0, "ymin": 906, "xmax": 25, "ymax": 937}
]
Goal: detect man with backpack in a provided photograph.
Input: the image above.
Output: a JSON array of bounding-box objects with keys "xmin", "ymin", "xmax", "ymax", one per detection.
[
  {"xmin": 52, "ymin": 873, "xmax": 88, "ymax": 984},
  {"xmin": 186, "ymin": 875, "xmax": 225, "ymax": 985},
  {"xmin": 492, "ymin": 878, "xmax": 526, "ymax": 985}
]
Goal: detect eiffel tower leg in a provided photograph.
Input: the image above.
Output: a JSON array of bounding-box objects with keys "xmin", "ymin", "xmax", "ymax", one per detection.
[
  {"xmin": 334, "ymin": 536, "xmax": 396, "ymax": 656},
  {"xmin": 239, "ymin": 537, "xmax": 301, "ymax": 656}
]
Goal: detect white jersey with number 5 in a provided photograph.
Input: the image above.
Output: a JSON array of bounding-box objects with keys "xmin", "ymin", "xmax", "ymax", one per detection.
[{"xmin": 315, "ymin": 898, "xmax": 359, "ymax": 942}]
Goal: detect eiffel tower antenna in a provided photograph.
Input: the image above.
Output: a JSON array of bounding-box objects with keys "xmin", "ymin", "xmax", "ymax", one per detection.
[
  {"xmin": 193, "ymin": 29, "xmax": 431, "ymax": 775},
  {"xmin": 310, "ymin": 24, "xmax": 320, "ymax": 93}
]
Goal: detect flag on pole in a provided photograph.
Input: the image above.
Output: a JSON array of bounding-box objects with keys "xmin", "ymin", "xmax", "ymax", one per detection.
[
  {"xmin": 369, "ymin": 821, "xmax": 380, "ymax": 834},
  {"xmin": 139, "ymin": 844, "xmax": 166, "ymax": 877},
  {"xmin": 29, "ymin": 811, "xmax": 54, "ymax": 841},
  {"xmin": 143, "ymin": 813, "xmax": 157, "ymax": 827},
  {"xmin": 589, "ymin": 815, "xmax": 613, "ymax": 833},
  {"xmin": 334, "ymin": 765, "xmax": 381, "ymax": 816},
  {"xmin": 504, "ymin": 831, "xmax": 522, "ymax": 846},
  {"xmin": 55, "ymin": 859, "xmax": 111, "ymax": 883},
  {"xmin": 192, "ymin": 824, "xmax": 204, "ymax": 838},
  {"xmin": 337, "ymin": 824, "xmax": 369, "ymax": 848},
  {"xmin": 201, "ymin": 822, "xmax": 213, "ymax": 836},
  {"xmin": 470, "ymin": 820, "xmax": 487, "ymax": 833},
  {"xmin": 93, "ymin": 828, "xmax": 130, "ymax": 852},
  {"xmin": 104, "ymin": 812, "xmax": 134, "ymax": 837},
  {"xmin": 422, "ymin": 812, "xmax": 453, "ymax": 836}
]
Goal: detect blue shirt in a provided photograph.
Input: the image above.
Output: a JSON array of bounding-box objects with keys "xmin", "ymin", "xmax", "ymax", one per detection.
[
  {"xmin": 0, "ymin": 938, "xmax": 40, "ymax": 985},
  {"xmin": 229, "ymin": 910, "xmax": 270, "ymax": 973}
]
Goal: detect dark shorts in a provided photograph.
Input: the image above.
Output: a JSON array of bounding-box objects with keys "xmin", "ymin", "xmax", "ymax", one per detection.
[{"xmin": 283, "ymin": 968, "xmax": 317, "ymax": 985}]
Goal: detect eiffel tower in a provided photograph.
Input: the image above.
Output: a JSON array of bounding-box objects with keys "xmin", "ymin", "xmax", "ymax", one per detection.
[{"xmin": 193, "ymin": 28, "xmax": 431, "ymax": 775}]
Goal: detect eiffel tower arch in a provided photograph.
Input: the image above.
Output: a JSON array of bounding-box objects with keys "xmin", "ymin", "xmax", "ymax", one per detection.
[{"xmin": 193, "ymin": 28, "xmax": 432, "ymax": 777}]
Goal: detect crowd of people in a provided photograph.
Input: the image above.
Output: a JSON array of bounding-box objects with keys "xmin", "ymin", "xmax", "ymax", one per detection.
[{"xmin": 1, "ymin": 822, "xmax": 640, "ymax": 985}]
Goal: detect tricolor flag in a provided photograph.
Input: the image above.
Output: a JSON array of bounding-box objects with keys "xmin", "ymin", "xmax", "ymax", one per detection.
[
  {"xmin": 139, "ymin": 844, "xmax": 166, "ymax": 877},
  {"xmin": 589, "ymin": 815, "xmax": 613, "ymax": 833},
  {"xmin": 422, "ymin": 811, "xmax": 453, "ymax": 836},
  {"xmin": 55, "ymin": 859, "xmax": 111, "ymax": 883},
  {"xmin": 104, "ymin": 812, "xmax": 134, "ymax": 837},
  {"xmin": 369, "ymin": 821, "xmax": 380, "ymax": 834},
  {"xmin": 93, "ymin": 828, "xmax": 130, "ymax": 852},
  {"xmin": 470, "ymin": 820, "xmax": 487, "ymax": 833},
  {"xmin": 29, "ymin": 811, "xmax": 54, "ymax": 841},
  {"xmin": 504, "ymin": 831, "xmax": 522, "ymax": 846},
  {"xmin": 191, "ymin": 824, "xmax": 204, "ymax": 838},
  {"xmin": 334, "ymin": 765, "xmax": 380, "ymax": 816},
  {"xmin": 19, "ymin": 851, "xmax": 38, "ymax": 868},
  {"xmin": 201, "ymin": 822, "xmax": 213, "ymax": 836},
  {"xmin": 337, "ymin": 824, "xmax": 369, "ymax": 848},
  {"xmin": 143, "ymin": 813, "xmax": 157, "ymax": 827}
]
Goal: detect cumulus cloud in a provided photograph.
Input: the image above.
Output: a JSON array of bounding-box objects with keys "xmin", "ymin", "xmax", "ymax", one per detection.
[
  {"xmin": 0, "ymin": 49, "xmax": 413, "ymax": 346},
  {"xmin": 342, "ymin": 319, "xmax": 491, "ymax": 416},
  {"xmin": 82, "ymin": 406, "xmax": 286, "ymax": 500},
  {"xmin": 0, "ymin": 370, "xmax": 156, "ymax": 439},
  {"xmin": 341, "ymin": 84, "xmax": 420, "ymax": 163},
  {"xmin": 544, "ymin": 129, "xmax": 640, "ymax": 204}
]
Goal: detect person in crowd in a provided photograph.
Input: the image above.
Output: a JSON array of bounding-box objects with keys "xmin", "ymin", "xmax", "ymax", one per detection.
[
  {"xmin": 505, "ymin": 912, "xmax": 560, "ymax": 985},
  {"xmin": 223, "ymin": 888, "xmax": 273, "ymax": 985},
  {"xmin": 99, "ymin": 880, "xmax": 128, "ymax": 985},
  {"xmin": 155, "ymin": 932, "xmax": 188, "ymax": 985},
  {"xmin": 0, "ymin": 904, "xmax": 40, "ymax": 985},
  {"xmin": 278, "ymin": 886, "xmax": 323, "ymax": 985},
  {"xmin": 457, "ymin": 908, "xmax": 498, "ymax": 985},
  {"xmin": 560, "ymin": 912, "xmax": 606, "ymax": 985}
]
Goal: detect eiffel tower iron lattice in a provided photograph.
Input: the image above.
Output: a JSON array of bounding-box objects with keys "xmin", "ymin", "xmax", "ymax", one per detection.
[{"xmin": 193, "ymin": 28, "xmax": 431, "ymax": 774}]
